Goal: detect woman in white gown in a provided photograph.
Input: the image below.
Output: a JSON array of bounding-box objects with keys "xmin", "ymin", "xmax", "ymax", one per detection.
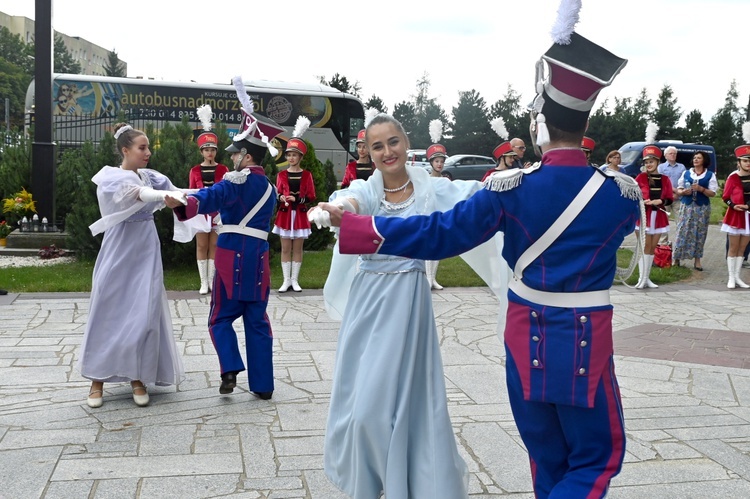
[
  {"xmin": 78, "ymin": 123, "xmax": 186, "ymax": 408},
  {"xmin": 314, "ymin": 114, "xmax": 507, "ymax": 498}
]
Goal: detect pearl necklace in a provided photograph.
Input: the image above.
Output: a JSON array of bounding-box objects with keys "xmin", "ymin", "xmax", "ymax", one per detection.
[{"xmin": 383, "ymin": 179, "xmax": 411, "ymax": 192}]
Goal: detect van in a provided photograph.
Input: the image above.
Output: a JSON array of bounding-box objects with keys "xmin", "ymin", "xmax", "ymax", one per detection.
[
  {"xmin": 405, "ymin": 149, "xmax": 430, "ymax": 169},
  {"xmin": 619, "ymin": 141, "xmax": 716, "ymax": 178}
]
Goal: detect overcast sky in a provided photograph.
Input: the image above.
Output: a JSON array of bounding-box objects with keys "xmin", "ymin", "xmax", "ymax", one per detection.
[{"xmin": 2, "ymin": 0, "xmax": 748, "ymax": 128}]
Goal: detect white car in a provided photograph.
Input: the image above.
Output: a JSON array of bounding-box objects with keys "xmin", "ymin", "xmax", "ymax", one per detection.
[{"xmin": 405, "ymin": 149, "xmax": 430, "ymax": 169}]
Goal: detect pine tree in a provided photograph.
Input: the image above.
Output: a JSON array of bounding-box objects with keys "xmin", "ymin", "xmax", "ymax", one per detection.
[
  {"xmin": 58, "ymin": 140, "xmax": 107, "ymax": 258},
  {"xmin": 54, "ymin": 34, "xmax": 81, "ymax": 74},
  {"xmin": 147, "ymin": 117, "xmax": 200, "ymax": 268},
  {"xmin": 449, "ymin": 90, "xmax": 493, "ymax": 155},
  {"xmin": 298, "ymin": 140, "xmax": 334, "ymax": 251},
  {"xmin": 103, "ymin": 50, "xmax": 126, "ymax": 77}
]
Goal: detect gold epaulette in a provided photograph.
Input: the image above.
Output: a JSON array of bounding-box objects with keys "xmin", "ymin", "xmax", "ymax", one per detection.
[
  {"xmin": 482, "ymin": 162, "xmax": 541, "ymax": 192},
  {"xmin": 223, "ymin": 171, "xmax": 248, "ymax": 184}
]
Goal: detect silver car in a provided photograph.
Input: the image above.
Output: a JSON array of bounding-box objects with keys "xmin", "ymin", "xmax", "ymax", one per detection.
[{"xmin": 440, "ymin": 154, "xmax": 496, "ymax": 181}]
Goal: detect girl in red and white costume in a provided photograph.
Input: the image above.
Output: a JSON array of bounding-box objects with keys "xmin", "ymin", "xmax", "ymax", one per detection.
[
  {"xmin": 425, "ymin": 119, "xmax": 448, "ymax": 290},
  {"xmin": 273, "ymin": 117, "xmax": 316, "ymax": 292},
  {"xmin": 721, "ymin": 123, "xmax": 750, "ymax": 289},
  {"xmin": 189, "ymin": 105, "xmax": 229, "ymax": 294},
  {"xmin": 635, "ymin": 144, "xmax": 673, "ymax": 289}
]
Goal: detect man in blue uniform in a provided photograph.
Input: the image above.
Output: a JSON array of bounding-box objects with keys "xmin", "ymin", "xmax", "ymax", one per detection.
[
  {"xmin": 311, "ymin": 22, "xmax": 641, "ymax": 499},
  {"xmin": 171, "ymin": 79, "xmax": 284, "ymax": 400}
]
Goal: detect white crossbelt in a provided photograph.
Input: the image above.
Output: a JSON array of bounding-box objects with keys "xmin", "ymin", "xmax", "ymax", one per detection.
[
  {"xmin": 511, "ymin": 172, "xmax": 610, "ymax": 308},
  {"xmin": 509, "ymin": 279, "xmax": 610, "ymax": 308},
  {"xmin": 214, "ymin": 183, "xmax": 273, "ymax": 241}
]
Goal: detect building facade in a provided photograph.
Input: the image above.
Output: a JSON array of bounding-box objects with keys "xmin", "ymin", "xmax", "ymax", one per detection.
[{"xmin": 0, "ymin": 11, "xmax": 126, "ymax": 76}]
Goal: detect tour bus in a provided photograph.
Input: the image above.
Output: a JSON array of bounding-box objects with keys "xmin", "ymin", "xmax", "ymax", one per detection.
[{"xmin": 25, "ymin": 74, "xmax": 365, "ymax": 179}]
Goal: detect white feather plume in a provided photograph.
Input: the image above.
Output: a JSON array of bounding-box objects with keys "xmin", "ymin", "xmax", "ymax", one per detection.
[
  {"xmin": 232, "ymin": 76, "xmax": 254, "ymax": 114},
  {"xmin": 292, "ymin": 116, "xmax": 311, "ymax": 138},
  {"xmin": 490, "ymin": 117, "xmax": 509, "ymax": 140},
  {"xmin": 429, "ymin": 120, "xmax": 443, "ymax": 143},
  {"xmin": 364, "ymin": 107, "xmax": 380, "ymax": 128},
  {"xmin": 197, "ymin": 105, "xmax": 213, "ymax": 132},
  {"xmin": 743, "ymin": 122, "xmax": 750, "ymax": 144},
  {"xmin": 550, "ymin": 0, "xmax": 582, "ymax": 45},
  {"xmin": 645, "ymin": 122, "xmax": 659, "ymax": 144}
]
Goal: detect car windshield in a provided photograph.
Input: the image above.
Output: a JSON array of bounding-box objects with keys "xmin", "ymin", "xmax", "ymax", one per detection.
[{"xmin": 620, "ymin": 150, "xmax": 640, "ymax": 164}]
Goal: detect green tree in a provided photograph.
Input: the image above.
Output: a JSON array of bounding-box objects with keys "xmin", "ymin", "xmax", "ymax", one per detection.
[
  {"xmin": 708, "ymin": 80, "xmax": 742, "ymax": 178},
  {"xmin": 103, "ymin": 49, "xmax": 126, "ymax": 77},
  {"xmin": 300, "ymin": 141, "xmax": 334, "ymax": 251},
  {"xmin": 489, "ymin": 85, "xmax": 530, "ymax": 150},
  {"xmin": 401, "ymin": 73, "xmax": 451, "ymax": 149},
  {"xmin": 319, "ymin": 73, "xmax": 361, "ymax": 98},
  {"xmin": 651, "ymin": 85, "xmax": 682, "ymax": 139},
  {"xmin": 146, "ymin": 117, "xmax": 200, "ymax": 268},
  {"xmin": 0, "ymin": 131, "xmax": 32, "ymax": 220},
  {"xmin": 365, "ymin": 95, "xmax": 388, "ymax": 114},
  {"xmin": 0, "ymin": 59, "xmax": 32, "ymax": 129},
  {"xmin": 448, "ymin": 90, "xmax": 493, "ymax": 155},
  {"xmin": 59, "ymin": 139, "xmax": 113, "ymax": 257},
  {"xmin": 54, "ymin": 34, "xmax": 81, "ymax": 74},
  {"xmin": 392, "ymin": 101, "xmax": 418, "ymax": 144},
  {"xmin": 683, "ymin": 110, "xmax": 708, "ymax": 144},
  {"xmin": 0, "ymin": 27, "xmax": 34, "ymax": 73}
]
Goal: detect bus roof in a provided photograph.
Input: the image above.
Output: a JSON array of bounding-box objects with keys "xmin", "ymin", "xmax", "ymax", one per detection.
[{"xmin": 47, "ymin": 73, "xmax": 356, "ymax": 99}]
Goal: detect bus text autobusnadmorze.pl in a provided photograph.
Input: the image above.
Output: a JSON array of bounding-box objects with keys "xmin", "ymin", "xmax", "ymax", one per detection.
[{"xmin": 25, "ymin": 74, "xmax": 365, "ymax": 179}]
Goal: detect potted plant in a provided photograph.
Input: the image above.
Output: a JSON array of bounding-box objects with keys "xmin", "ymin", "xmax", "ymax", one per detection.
[
  {"xmin": 0, "ymin": 220, "xmax": 11, "ymax": 245},
  {"xmin": 2, "ymin": 188, "xmax": 37, "ymax": 231}
]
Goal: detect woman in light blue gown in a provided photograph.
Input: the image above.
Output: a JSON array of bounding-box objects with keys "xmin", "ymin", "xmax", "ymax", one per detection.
[{"xmin": 315, "ymin": 114, "xmax": 507, "ymax": 498}]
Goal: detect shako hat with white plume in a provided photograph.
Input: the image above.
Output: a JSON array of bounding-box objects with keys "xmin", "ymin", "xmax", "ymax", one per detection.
[
  {"xmin": 530, "ymin": 0, "xmax": 627, "ymax": 147},
  {"xmin": 426, "ymin": 120, "xmax": 447, "ymax": 161},
  {"xmin": 490, "ymin": 117, "xmax": 513, "ymax": 161},
  {"xmin": 286, "ymin": 116, "xmax": 311, "ymax": 156},
  {"xmin": 226, "ymin": 76, "xmax": 285, "ymax": 155},
  {"xmin": 196, "ymin": 105, "xmax": 218, "ymax": 149},
  {"xmin": 642, "ymin": 122, "xmax": 662, "ymax": 160}
]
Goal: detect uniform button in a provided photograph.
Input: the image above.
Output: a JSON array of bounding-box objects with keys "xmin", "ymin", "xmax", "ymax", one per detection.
[
  {"xmin": 580, "ymin": 340, "xmax": 587, "ymax": 347},
  {"xmin": 531, "ymin": 311, "xmax": 538, "ymax": 318},
  {"xmin": 579, "ymin": 315, "xmax": 588, "ymax": 323},
  {"xmin": 532, "ymin": 335, "xmax": 540, "ymax": 342},
  {"xmin": 236, "ymin": 253, "xmax": 241, "ymax": 258},
  {"xmin": 532, "ymin": 359, "xmax": 539, "ymax": 367},
  {"xmin": 235, "ymin": 269, "xmax": 239, "ymax": 272},
  {"xmin": 579, "ymin": 368, "xmax": 586, "ymax": 375},
  {"xmin": 373, "ymin": 239, "xmax": 380, "ymax": 244}
]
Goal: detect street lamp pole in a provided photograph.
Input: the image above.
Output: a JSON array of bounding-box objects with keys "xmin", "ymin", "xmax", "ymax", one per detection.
[{"xmin": 31, "ymin": 0, "xmax": 57, "ymax": 231}]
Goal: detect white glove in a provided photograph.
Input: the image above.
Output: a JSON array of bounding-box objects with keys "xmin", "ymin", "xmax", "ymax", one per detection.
[
  {"xmin": 139, "ymin": 187, "xmax": 187, "ymax": 205},
  {"xmin": 308, "ymin": 207, "xmax": 332, "ymax": 229}
]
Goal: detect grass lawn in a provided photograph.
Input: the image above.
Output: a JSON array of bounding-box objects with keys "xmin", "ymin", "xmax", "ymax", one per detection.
[
  {"xmin": 0, "ymin": 250, "xmax": 486, "ymax": 293},
  {"xmin": 2, "ymin": 243, "xmax": 694, "ymax": 293}
]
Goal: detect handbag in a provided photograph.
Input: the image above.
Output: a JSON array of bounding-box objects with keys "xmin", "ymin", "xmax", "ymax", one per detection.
[{"xmin": 653, "ymin": 243, "xmax": 672, "ymax": 268}]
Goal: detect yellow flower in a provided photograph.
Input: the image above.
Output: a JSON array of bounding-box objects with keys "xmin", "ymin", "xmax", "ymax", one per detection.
[{"xmin": 2, "ymin": 188, "xmax": 36, "ymax": 218}]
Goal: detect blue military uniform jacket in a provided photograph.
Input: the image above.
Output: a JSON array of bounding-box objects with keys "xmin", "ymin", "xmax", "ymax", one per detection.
[
  {"xmin": 178, "ymin": 166, "xmax": 276, "ymax": 302},
  {"xmin": 339, "ymin": 149, "xmax": 640, "ymax": 407}
]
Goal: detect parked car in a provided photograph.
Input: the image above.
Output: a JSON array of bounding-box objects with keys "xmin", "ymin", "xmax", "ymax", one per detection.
[
  {"xmin": 440, "ymin": 154, "xmax": 496, "ymax": 181},
  {"xmin": 619, "ymin": 141, "xmax": 716, "ymax": 178},
  {"xmin": 406, "ymin": 149, "xmax": 430, "ymax": 169}
]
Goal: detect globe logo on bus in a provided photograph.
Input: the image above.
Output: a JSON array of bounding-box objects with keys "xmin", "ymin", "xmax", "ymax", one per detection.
[{"xmin": 266, "ymin": 96, "xmax": 293, "ymax": 124}]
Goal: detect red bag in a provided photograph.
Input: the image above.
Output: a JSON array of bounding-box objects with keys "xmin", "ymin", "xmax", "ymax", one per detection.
[{"xmin": 653, "ymin": 244, "xmax": 672, "ymax": 268}]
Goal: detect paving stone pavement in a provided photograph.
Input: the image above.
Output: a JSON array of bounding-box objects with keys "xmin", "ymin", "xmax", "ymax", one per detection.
[{"xmin": 3, "ymin": 225, "xmax": 750, "ymax": 498}]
